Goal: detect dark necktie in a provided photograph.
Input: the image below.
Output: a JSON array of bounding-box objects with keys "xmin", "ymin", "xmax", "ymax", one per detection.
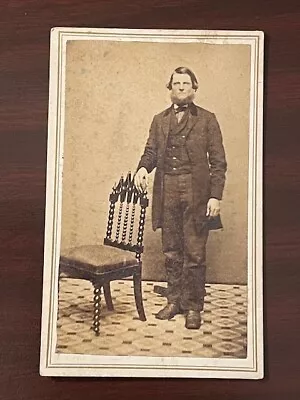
[{"xmin": 174, "ymin": 105, "xmax": 188, "ymax": 113}]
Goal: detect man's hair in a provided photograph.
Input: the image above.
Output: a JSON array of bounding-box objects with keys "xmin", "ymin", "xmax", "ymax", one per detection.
[{"xmin": 166, "ymin": 67, "xmax": 199, "ymax": 90}]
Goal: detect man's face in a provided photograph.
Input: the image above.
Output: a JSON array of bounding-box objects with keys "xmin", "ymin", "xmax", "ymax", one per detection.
[{"xmin": 170, "ymin": 73, "xmax": 196, "ymax": 105}]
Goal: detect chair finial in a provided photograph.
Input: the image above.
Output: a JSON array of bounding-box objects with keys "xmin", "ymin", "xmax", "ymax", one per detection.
[
  {"xmin": 127, "ymin": 171, "xmax": 132, "ymax": 187},
  {"xmin": 124, "ymin": 172, "xmax": 131, "ymax": 190},
  {"xmin": 115, "ymin": 176, "xmax": 123, "ymax": 194}
]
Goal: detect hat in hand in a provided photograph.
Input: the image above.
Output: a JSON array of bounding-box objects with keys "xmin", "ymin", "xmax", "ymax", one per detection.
[{"xmin": 207, "ymin": 214, "xmax": 223, "ymax": 230}]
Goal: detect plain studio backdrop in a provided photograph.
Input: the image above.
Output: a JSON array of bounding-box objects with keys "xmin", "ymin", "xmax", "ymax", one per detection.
[{"xmin": 60, "ymin": 39, "xmax": 251, "ymax": 284}]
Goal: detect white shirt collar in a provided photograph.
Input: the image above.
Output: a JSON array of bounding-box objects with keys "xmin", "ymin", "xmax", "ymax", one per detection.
[{"xmin": 173, "ymin": 103, "xmax": 188, "ymax": 110}]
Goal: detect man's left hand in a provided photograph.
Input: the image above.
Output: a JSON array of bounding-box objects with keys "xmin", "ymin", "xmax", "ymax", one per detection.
[{"xmin": 206, "ymin": 198, "xmax": 221, "ymax": 218}]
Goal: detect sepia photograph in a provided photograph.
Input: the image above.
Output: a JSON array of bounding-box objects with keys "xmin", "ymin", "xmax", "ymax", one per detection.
[{"xmin": 40, "ymin": 28, "xmax": 264, "ymax": 378}]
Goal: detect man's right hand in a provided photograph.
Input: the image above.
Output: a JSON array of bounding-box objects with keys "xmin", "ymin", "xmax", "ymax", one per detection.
[{"xmin": 134, "ymin": 167, "xmax": 148, "ymax": 192}]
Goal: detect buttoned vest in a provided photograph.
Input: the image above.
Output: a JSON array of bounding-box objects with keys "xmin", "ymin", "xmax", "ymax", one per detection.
[{"xmin": 164, "ymin": 109, "xmax": 192, "ymax": 175}]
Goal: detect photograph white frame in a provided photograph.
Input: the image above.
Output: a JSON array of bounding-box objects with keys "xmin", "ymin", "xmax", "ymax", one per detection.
[{"xmin": 40, "ymin": 27, "xmax": 264, "ymax": 379}]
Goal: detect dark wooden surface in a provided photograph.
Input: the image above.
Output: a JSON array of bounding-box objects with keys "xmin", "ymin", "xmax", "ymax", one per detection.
[{"xmin": 1, "ymin": 1, "xmax": 300, "ymax": 399}]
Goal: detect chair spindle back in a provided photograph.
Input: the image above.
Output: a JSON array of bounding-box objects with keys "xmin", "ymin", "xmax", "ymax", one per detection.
[{"xmin": 104, "ymin": 172, "xmax": 149, "ymax": 261}]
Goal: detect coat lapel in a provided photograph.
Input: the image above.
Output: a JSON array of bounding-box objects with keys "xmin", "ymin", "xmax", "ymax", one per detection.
[
  {"xmin": 161, "ymin": 106, "xmax": 172, "ymax": 152},
  {"xmin": 185, "ymin": 103, "xmax": 200, "ymax": 139},
  {"xmin": 161, "ymin": 103, "xmax": 200, "ymax": 144},
  {"xmin": 162, "ymin": 106, "xmax": 172, "ymax": 138}
]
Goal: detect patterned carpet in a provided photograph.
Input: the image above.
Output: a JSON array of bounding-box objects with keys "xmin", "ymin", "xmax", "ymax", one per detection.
[{"xmin": 56, "ymin": 278, "xmax": 247, "ymax": 358}]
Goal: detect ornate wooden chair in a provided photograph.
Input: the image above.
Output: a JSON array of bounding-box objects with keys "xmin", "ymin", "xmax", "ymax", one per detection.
[{"xmin": 59, "ymin": 172, "xmax": 148, "ymax": 336}]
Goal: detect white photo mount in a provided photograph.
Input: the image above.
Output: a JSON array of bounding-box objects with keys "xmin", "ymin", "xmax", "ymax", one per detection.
[{"xmin": 40, "ymin": 28, "xmax": 264, "ymax": 379}]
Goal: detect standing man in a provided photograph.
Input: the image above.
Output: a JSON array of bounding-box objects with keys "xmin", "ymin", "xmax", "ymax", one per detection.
[{"xmin": 134, "ymin": 67, "xmax": 227, "ymax": 329}]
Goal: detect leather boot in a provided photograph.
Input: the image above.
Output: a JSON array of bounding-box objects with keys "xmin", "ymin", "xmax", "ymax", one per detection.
[
  {"xmin": 155, "ymin": 303, "xmax": 179, "ymax": 320},
  {"xmin": 185, "ymin": 310, "xmax": 201, "ymax": 329}
]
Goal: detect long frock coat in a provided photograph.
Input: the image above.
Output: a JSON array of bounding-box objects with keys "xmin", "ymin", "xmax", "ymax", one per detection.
[{"xmin": 137, "ymin": 103, "xmax": 227, "ymax": 233}]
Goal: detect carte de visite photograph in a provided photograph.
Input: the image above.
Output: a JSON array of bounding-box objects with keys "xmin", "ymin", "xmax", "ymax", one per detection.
[{"xmin": 40, "ymin": 28, "xmax": 264, "ymax": 379}]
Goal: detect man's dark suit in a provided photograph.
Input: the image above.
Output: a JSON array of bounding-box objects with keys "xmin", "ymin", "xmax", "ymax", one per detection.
[{"xmin": 137, "ymin": 102, "xmax": 227, "ymax": 311}]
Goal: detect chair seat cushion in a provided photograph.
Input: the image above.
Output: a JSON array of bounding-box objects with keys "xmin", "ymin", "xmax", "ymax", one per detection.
[{"xmin": 60, "ymin": 244, "xmax": 138, "ymax": 274}]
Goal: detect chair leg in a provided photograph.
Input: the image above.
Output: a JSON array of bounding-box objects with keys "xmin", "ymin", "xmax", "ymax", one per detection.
[
  {"xmin": 93, "ymin": 284, "xmax": 102, "ymax": 336},
  {"xmin": 103, "ymin": 282, "xmax": 114, "ymax": 311},
  {"xmin": 133, "ymin": 271, "xmax": 146, "ymax": 321}
]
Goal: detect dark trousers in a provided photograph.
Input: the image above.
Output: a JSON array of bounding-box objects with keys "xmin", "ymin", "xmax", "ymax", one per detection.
[{"xmin": 162, "ymin": 173, "xmax": 209, "ymax": 312}]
